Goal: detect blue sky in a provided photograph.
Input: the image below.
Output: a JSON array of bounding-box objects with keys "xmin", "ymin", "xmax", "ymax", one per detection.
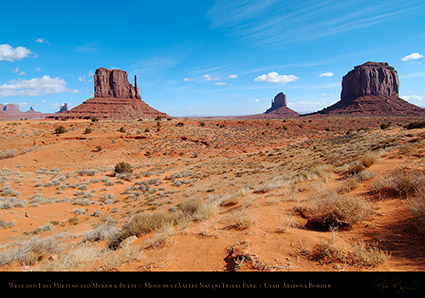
[{"xmin": 1, "ymin": 0, "xmax": 425, "ymax": 116}]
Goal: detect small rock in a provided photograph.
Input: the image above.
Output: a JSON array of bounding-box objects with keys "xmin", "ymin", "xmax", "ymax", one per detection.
[{"xmin": 119, "ymin": 235, "xmax": 138, "ymax": 248}]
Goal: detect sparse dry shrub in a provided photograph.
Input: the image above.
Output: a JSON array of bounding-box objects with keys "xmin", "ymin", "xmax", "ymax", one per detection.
[
  {"xmin": 112, "ymin": 212, "xmax": 182, "ymax": 248},
  {"xmin": 0, "ymin": 149, "xmax": 17, "ymax": 160},
  {"xmin": 305, "ymin": 192, "xmax": 372, "ymax": 230},
  {"xmin": 84, "ymin": 222, "xmax": 119, "ymax": 242},
  {"xmin": 0, "ymin": 236, "xmax": 59, "ymax": 266},
  {"xmin": 389, "ymin": 167, "xmax": 425, "ymax": 199},
  {"xmin": 144, "ymin": 226, "xmax": 175, "ymax": 249},
  {"xmin": 345, "ymin": 152, "xmax": 380, "ymax": 177},
  {"xmin": 225, "ymin": 209, "xmax": 254, "ymax": 230},
  {"xmin": 176, "ymin": 197, "xmax": 221, "ymax": 221},
  {"xmin": 360, "ymin": 152, "xmax": 379, "ymax": 168},
  {"xmin": 311, "ymin": 239, "xmax": 389, "ymax": 268},
  {"xmin": 98, "ymin": 245, "xmax": 144, "ymax": 271},
  {"xmin": 311, "ymin": 240, "xmax": 347, "ymax": 264},
  {"xmin": 408, "ymin": 190, "xmax": 425, "ymax": 235},
  {"xmin": 351, "ymin": 240, "xmax": 390, "ymax": 267},
  {"xmin": 40, "ymin": 244, "xmax": 102, "ymax": 271}
]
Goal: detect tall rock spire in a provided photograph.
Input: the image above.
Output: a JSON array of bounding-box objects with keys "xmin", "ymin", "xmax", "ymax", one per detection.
[{"xmin": 134, "ymin": 75, "xmax": 141, "ymax": 99}]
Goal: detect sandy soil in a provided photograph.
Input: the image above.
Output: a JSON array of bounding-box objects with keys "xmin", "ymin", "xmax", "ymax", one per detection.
[{"xmin": 0, "ymin": 116, "xmax": 424, "ymax": 272}]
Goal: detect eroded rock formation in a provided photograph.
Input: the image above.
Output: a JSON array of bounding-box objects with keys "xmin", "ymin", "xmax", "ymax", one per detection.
[
  {"xmin": 314, "ymin": 61, "xmax": 424, "ymax": 115},
  {"xmin": 94, "ymin": 68, "xmax": 141, "ymax": 99},
  {"xmin": 264, "ymin": 92, "xmax": 299, "ymax": 116},
  {"xmin": 58, "ymin": 67, "xmax": 167, "ymax": 120},
  {"xmin": 341, "ymin": 62, "xmax": 399, "ymax": 102}
]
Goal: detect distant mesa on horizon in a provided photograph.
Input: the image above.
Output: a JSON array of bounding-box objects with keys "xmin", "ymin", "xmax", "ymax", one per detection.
[
  {"xmin": 0, "ymin": 103, "xmax": 46, "ymax": 120},
  {"xmin": 264, "ymin": 92, "xmax": 300, "ymax": 117},
  {"xmin": 310, "ymin": 61, "xmax": 425, "ymax": 116},
  {"xmin": 56, "ymin": 67, "xmax": 167, "ymax": 120},
  {"xmin": 59, "ymin": 103, "xmax": 69, "ymax": 112}
]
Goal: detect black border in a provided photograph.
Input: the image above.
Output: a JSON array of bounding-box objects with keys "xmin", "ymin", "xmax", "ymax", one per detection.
[{"xmin": 1, "ymin": 271, "xmax": 424, "ymax": 295}]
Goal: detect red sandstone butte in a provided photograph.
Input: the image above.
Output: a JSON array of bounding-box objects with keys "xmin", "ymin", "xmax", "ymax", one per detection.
[
  {"xmin": 58, "ymin": 68, "xmax": 167, "ymax": 120},
  {"xmin": 314, "ymin": 62, "xmax": 424, "ymax": 116}
]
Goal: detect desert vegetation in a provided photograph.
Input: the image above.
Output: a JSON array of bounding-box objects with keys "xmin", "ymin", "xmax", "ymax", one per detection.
[{"xmin": 0, "ymin": 116, "xmax": 424, "ymax": 271}]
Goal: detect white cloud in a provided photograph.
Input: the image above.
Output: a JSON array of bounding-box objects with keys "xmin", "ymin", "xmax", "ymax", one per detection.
[
  {"xmin": 35, "ymin": 38, "xmax": 49, "ymax": 44},
  {"xmin": 254, "ymin": 72, "xmax": 299, "ymax": 85},
  {"xmin": 228, "ymin": 74, "xmax": 238, "ymax": 79},
  {"xmin": 402, "ymin": 95, "xmax": 423, "ymax": 102},
  {"xmin": 214, "ymin": 82, "xmax": 227, "ymax": 86},
  {"xmin": 401, "ymin": 52, "xmax": 424, "ymax": 62},
  {"xmin": 0, "ymin": 44, "xmax": 33, "ymax": 62},
  {"xmin": 183, "ymin": 77, "xmax": 193, "ymax": 82},
  {"xmin": 0, "ymin": 75, "xmax": 79, "ymax": 97},
  {"xmin": 204, "ymin": 74, "xmax": 220, "ymax": 81},
  {"xmin": 319, "ymin": 72, "xmax": 334, "ymax": 77},
  {"xmin": 253, "ymin": 99, "xmax": 260, "ymax": 103}
]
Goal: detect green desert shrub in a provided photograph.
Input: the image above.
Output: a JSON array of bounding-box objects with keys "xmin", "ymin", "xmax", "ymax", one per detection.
[{"xmin": 114, "ymin": 162, "xmax": 133, "ymax": 175}]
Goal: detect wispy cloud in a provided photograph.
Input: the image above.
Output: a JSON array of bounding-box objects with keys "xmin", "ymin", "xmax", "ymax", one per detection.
[
  {"xmin": 206, "ymin": 0, "xmax": 424, "ymax": 48},
  {"xmin": 204, "ymin": 74, "xmax": 220, "ymax": 81},
  {"xmin": 319, "ymin": 72, "xmax": 334, "ymax": 77},
  {"xmin": 35, "ymin": 38, "xmax": 50, "ymax": 45},
  {"xmin": 75, "ymin": 42, "xmax": 98, "ymax": 53}
]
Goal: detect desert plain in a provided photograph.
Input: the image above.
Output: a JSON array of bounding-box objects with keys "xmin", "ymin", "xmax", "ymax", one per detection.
[{"xmin": 0, "ymin": 115, "xmax": 424, "ymax": 271}]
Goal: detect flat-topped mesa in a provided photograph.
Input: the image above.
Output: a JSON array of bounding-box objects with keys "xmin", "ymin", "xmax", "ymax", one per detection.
[
  {"xmin": 94, "ymin": 68, "xmax": 141, "ymax": 99},
  {"xmin": 341, "ymin": 61, "xmax": 399, "ymax": 102},
  {"xmin": 311, "ymin": 61, "xmax": 424, "ymax": 116}
]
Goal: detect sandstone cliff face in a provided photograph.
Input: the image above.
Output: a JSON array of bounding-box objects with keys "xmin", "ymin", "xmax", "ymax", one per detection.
[
  {"xmin": 94, "ymin": 68, "xmax": 141, "ymax": 99},
  {"xmin": 313, "ymin": 61, "xmax": 424, "ymax": 116},
  {"xmin": 58, "ymin": 67, "xmax": 167, "ymax": 120},
  {"xmin": 341, "ymin": 62, "xmax": 399, "ymax": 102}
]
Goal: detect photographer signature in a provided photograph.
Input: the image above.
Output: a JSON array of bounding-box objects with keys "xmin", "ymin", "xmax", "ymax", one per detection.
[{"xmin": 369, "ymin": 278, "xmax": 420, "ymax": 294}]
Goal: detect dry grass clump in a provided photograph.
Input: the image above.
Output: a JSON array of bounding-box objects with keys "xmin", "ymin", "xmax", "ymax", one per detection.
[
  {"xmin": 112, "ymin": 197, "xmax": 221, "ymax": 248},
  {"xmin": 304, "ymin": 192, "xmax": 372, "ymax": 230},
  {"xmin": 0, "ymin": 236, "xmax": 60, "ymax": 266},
  {"xmin": 175, "ymin": 197, "xmax": 220, "ymax": 222},
  {"xmin": 311, "ymin": 239, "xmax": 389, "ymax": 268},
  {"xmin": 114, "ymin": 212, "xmax": 181, "ymax": 247},
  {"xmin": 345, "ymin": 152, "xmax": 379, "ymax": 177},
  {"xmin": 225, "ymin": 209, "xmax": 255, "ymax": 230},
  {"xmin": 389, "ymin": 167, "xmax": 425, "ymax": 200},
  {"xmin": 407, "ymin": 190, "xmax": 425, "ymax": 235},
  {"xmin": 39, "ymin": 245, "xmax": 101, "ymax": 271}
]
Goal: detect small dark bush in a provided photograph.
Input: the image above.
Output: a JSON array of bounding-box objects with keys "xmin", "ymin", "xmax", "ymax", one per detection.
[
  {"xmin": 114, "ymin": 162, "xmax": 133, "ymax": 174},
  {"xmin": 54, "ymin": 126, "xmax": 67, "ymax": 134},
  {"xmin": 406, "ymin": 122, "xmax": 425, "ymax": 130},
  {"xmin": 380, "ymin": 122, "xmax": 391, "ymax": 129}
]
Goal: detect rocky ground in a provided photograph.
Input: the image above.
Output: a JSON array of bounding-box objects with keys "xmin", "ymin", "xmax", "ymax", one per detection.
[{"xmin": 0, "ymin": 116, "xmax": 424, "ymax": 271}]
